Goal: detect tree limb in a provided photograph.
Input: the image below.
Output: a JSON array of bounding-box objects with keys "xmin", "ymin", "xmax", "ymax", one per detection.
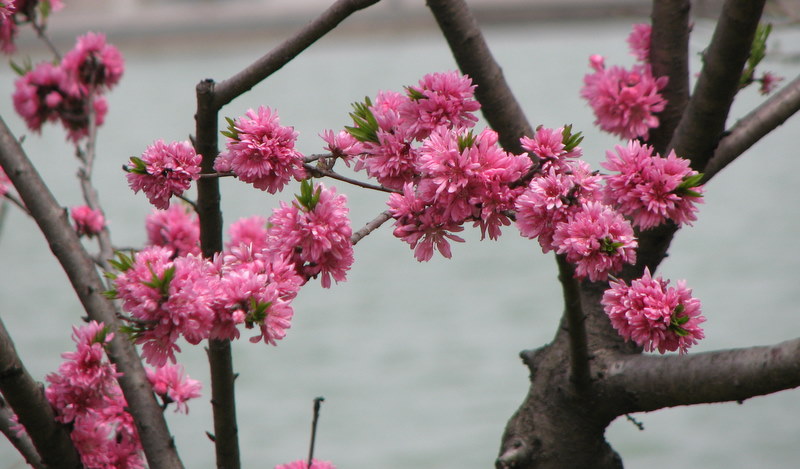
[
  {"xmin": 0, "ymin": 396, "xmax": 45, "ymax": 469},
  {"xmin": 668, "ymin": 0, "xmax": 766, "ymax": 170},
  {"xmin": 556, "ymin": 255, "xmax": 591, "ymax": 393},
  {"xmin": 646, "ymin": 0, "xmax": 691, "ymax": 155},
  {"xmin": 426, "ymin": 0, "xmax": 534, "ymax": 153},
  {"xmin": 0, "ymin": 315, "xmax": 78, "ymax": 469},
  {"xmin": 213, "ymin": 0, "xmax": 380, "ymax": 109},
  {"xmin": 703, "ymin": 74, "xmax": 800, "ymax": 181},
  {"xmin": 351, "ymin": 210, "xmax": 392, "ymax": 246},
  {"xmin": 0, "ymin": 116, "xmax": 185, "ymax": 469},
  {"xmin": 600, "ymin": 337, "xmax": 800, "ymax": 413}
]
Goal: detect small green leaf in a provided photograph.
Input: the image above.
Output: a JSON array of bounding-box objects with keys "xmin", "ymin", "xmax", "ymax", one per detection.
[
  {"xmin": 345, "ymin": 97, "xmax": 380, "ymax": 144},
  {"xmin": 124, "ymin": 156, "xmax": 148, "ymax": 175},
  {"xmin": 457, "ymin": 130, "xmax": 476, "ymax": 152},
  {"xmin": 221, "ymin": 116, "xmax": 240, "ymax": 141},
  {"xmin": 405, "ymin": 86, "xmax": 426, "ymax": 101},
  {"xmin": 561, "ymin": 124, "xmax": 584, "ymax": 153},
  {"xmin": 295, "ymin": 178, "xmax": 320, "ymax": 211}
]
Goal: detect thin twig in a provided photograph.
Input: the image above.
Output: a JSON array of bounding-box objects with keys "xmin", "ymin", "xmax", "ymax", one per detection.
[
  {"xmin": 351, "ymin": 210, "xmax": 393, "ymax": 246},
  {"xmin": 303, "ymin": 163, "xmax": 399, "ymax": 194},
  {"xmin": 307, "ymin": 397, "xmax": 325, "ymax": 469},
  {"xmin": 30, "ymin": 18, "xmax": 62, "ymax": 62}
]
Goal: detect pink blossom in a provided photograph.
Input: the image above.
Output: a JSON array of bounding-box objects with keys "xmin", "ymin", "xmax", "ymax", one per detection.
[
  {"xmin": 399, "ymin": 70, "xmax": 481, "ymax": 140},
  {"xmin": 759, "ymin": 71, "xmax": 783, "ymax": 95},
  {"xmin": 112, "ymin": 247, "xmax": 217, "ymax": 366},
  {"xmin": 0, "ymin": 2, "xmax": 17, "ymax": 54},
  {"xmin": 226, "ymin": 216, "xmax": 268, "ymax": 252},
  {"xmin": 218, "ymin": 106, "xmax": 306, "ymax": 193},
  {"xmin": 320, "ymin": 129, "xmax": 364, "ymax": 163},
  {"xmin": 602, "ymin": 140, "xmax": 704, "ymax": 229},
  {"xmin": 70, "ymin": 205, "xmax": 106, "ymax": 237},
  {"xmin": 265, "ymin": 183, "xmax": 354, "ymax": 288},
  {"xmin": 387, "ymin": 182, "xmax": 465, "ymax": 262},
  {"xmin": 519, "ymin": 126, "xmax": 582, "ymax": 174},
  {"xmin": 276, "ymin": 459, "xmax": 336, "ymax": 469},
  {"xmin": 581, "ymin": 56, "xmax": 668, "ymax": 140},
  {"xmin": 627, "ymin": 23, "xmax": 652, "ymax": 62},
  {"xmin": 515, "ymin": 162, "xmax": 603, "ymax": 252},
  {"xmin": 602, "ymin": 268, "xmax": 705, "ymax": 354},
  {"xmin": 146, "ymin": 364, "xmax": 202, "ymax": 414},
  {"xmin": 552, "ymin": 201, "xmax": 637, "ymax": 281},
  {"xmin": 13, "ymin": 62, "xmax": 69, "ymax": 133},
  {"xmin": 145, "ymin": 204, "xmax": 200, "ymax": 256},
  {"xmin": 61, "ymin": 32, "xmax": 125, "ymax": 93},
  {"xmin": 0, "ymin": 166, "xmax": 11, "ymax": 197},
  {"xmin": 355, "ymin": 124, "xmax": 418, "ymax": 190},
  {"xmin": 126, "ymin": 140, "xmax": 201, "ymax": 210}
]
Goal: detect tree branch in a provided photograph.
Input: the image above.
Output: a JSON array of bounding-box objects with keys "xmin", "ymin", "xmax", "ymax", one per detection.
[
  {"xmin": 600, "ymin": 337, "xmax": 800, "ymax": 413},
  {"xmin": 0, "ymin": 116, "xmax": 184, "ymax": 469},
  {"xmin": 646, "ymin": 0, "xmax": 691, "ymax": 155},
  {"xmin": 0, "ymin": 397, "xmax": 45, "ymax": 469},
  {"xmin": 351, "ymin": 210, "xmax": 393, "ymax": 246},
  {"xmin": 703, "ymin": 74, "xmax": 800, "ymax": 181},
  {"xmin": 426, "ymin": 0, "xmax": 533, "ymax": 153},
  {"xmin": 556, "ymin": 255, "xmax": 591, "ymax": 393},
  {"xmin": 303, "ymin": 163, "xmax": 399, "ymax": 194},
  {"xmin": 668, "ymin": 0, "xmax": 766, "ymax": 170},
  {"xmin": 0, "ymin": 315, "xmax": 79, "ymax": 469},
  {"xmin": 213, "ymin": 0, "xmax": 380, "ymax": 109}
]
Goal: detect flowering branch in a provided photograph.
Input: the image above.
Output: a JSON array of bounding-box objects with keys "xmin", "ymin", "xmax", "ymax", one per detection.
[
  {"xmin": 0, "ymin": 116, "xmax": 185, "ymax": 469},
  {"xmin": 351, "ymin": 210, "xmax": 393, "ymax": 246},
  {"xmin": 302, "ymin": 163, "xmax": 400, "ymax": 194},
  {"xmin": 646, "ymin": 0, "xmax": 691, "ymax": 155},
  {"xmin": 213, "ymin": 0, "xmax": 380, "ymax": 109},
  {"xmin": 599, "ymin": 337, "xmax": 800, "ymax": 413},
  {"xmin": 668, "ymin": 0, "xmax": 766, "ymax": 170},
  {"xmin": 0, "ymin": 397, "xmax": 44, "ymax": 469},
  {"xmin": 426, "ymin": 0, "xmax": 534, "ymax": 153},
  {"xmin": 703, "ymin": 73, "xmax": 800, "ymax": 181},
  {"xmin": 0, "ymin": 315, "xmax": 79, "ymax": 469}
]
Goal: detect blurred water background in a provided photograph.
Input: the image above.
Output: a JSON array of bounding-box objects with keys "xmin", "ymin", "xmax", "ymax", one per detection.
[{"xmin": 1, "ymin": 1, "xmax": 799, "ymax": 468}]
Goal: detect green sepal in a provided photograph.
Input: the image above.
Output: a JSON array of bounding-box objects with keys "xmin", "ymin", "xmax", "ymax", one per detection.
[
  {"xmin": 674, "ymin": 173, "xmax": 705, "ymax": 198},
  {"xmin": 221, "ymin": 116, "xmax": 239, "ymax": 141},
  {"xmin": 9, "ymin": 57, "xmax": 32, "ymax": 77},
  {"xmin": 295, "ymin": 178, "xmax": 321, "ymax": 211},
  {"xmin": 345, "ymin": 97, "xmax": 380, "ymax": 144},
  {"xmin": 405, "ymin": 86, "xmax": 426, "ymax": 101},
  {"xmin": 118, "ymin": 324, "xmax": 142, "ymax": 341},
  {"xmin": 92, "ymin": 324, "xmax": 112, "ymax": 345},
  {"xmin": 108, "ymin": 251, "xmax": 135, "ymax": 273},
  {"xmin": 102, "ymin": 289, "xmax": 119, "ymax": 300},
  {"xmin": 124, "ymin": 156, "xmax": 148, "ymax": 175},
  {"xmin": 561, "ymin": 124, "xmax": 584, "ymax": 153},
  {"xmin": 141, "ymin": 265, "xmax": 176, "ymax": 297},
  {"xmin": 600, "ymin": 237, "xmax": 625, "ymax": 254},
  {"xmin": 457, "ymin": 130, "xmax": 476, "ymax": 152}
]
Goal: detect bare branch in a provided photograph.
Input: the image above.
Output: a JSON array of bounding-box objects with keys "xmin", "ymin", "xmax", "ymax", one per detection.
[
  {"xmin": 600, "ymin": 337, "xmax": 800, "ymax": 413},
  {"xmin": 426, "ymin": 0, "xmax": 533, "ymax": 153},
  {"xmin": 351, "ymin": 210, "xmax": 392, "ymax": 246},
  {"xmin": 0, "ymin": 397, "xmax": 45, "ymax": 469},
  {"xmin": 213, "ymin": 0, "xmax": 380, "ymax": 109},
  {"xmin": 556, "ymin": 255, "xmax": 591, "ymax": 393},
  {"xmin": 668, "ymin": 0, "xmax": 766, "ymax": 170},
  {"xmin": 0, "ymin": 116, "xmax": 184, "ymax": 469},
  {"xmin": 0, "ymin": 315, "xmax": 78, "ymax": 469},
  {"xmin": 303, "ymin": 164, "xmax": 399, "ymax": 194},
  {"xmin": 703, "ymin": 74, "xmax": 800, "ymax": 181}
]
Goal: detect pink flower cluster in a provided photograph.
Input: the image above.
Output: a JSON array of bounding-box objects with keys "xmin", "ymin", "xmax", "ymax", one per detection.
[
  {"xmin": 12, "ymin": 32, "xmax": 122, "ymax": 142},
  {"xmin": 145, "ymin": 204, "xmax": 201, "ymax": 256},
  {"xmin": 602, "ymin": 268, "xmax": 705, "ymax": 353},
  {"xmin": 145, "ymin": 364, "xmax": 202, "ymax": 414},
  {"xmin": 44, "ymin": 321, "xmax": 144, "ymax": 469},
  {"xmin": 0, "ymin": 0, "xmax": 65, "ymax": 54},
  {"xmin": 70, "ymin": 205, "xmax": 106, "ymax": 237},
  {"xmin": 276, "ymin": 459, "xmax": 336, "ymax": 469},
  {"xmin": 214, "ymin": 106, "xmax": 306, "ymax": 193},
  {"xmin": 126, "ymin": 140, "xmax": 201, "ymax": 210},
  {"xmin": 581, "ymin": 24, "xmax": 668, "ymax": 140},
  {"xmin": 602, "ymin": 140, "xmax": 704, "ymax": 229}
]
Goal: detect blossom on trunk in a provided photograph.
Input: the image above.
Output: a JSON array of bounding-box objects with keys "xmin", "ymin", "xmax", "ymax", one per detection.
[{"xmin": 602, "ymin": 268, "xmax": 705, "ymax": 354}]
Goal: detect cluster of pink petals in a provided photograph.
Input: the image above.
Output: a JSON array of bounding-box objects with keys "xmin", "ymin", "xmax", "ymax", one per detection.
[
  {"xmin": 627, "ymin": 23, "xmax": 652, "ymax": 62},
  {"xmin": 13, "ymin": 61, "xmax": 109, "ymax": 142},
  {"xmin": 112, "ymin": 246, "xmax": 217, "ymax": 366},
  {"xmin": 602, "ymin": 268, "xmax": 705, "ymax": 353},
  {"xmin": 552, "ymin": 201, "xmax": 637, "ymax": 281},
  {"xmin": 265, "ymin": 183, "xmax": 354, "ymax": 288},
  {"xmin": 515, "ymin": 160, "xmax": 603, "ymax": 252},
  {"xmin": 145, "ymin": 364, "xmax": 202, "ymax": 414},
  {"xmin": 759, "ymin": 71, "xmax": 784, "ymax": 95},
  {"xmin": 320, "ymin": 129, "xmax": 363, "ymax": 164},
  {"xmin": 61, "ymin": 32, "xmax": 125, "ymax": 94},
  {"xmin": 126, "ymin": 140, "xmax": 201, "ymax": 210},
  {"xmin": 215, "ymin": 106, "xmax": 306, "ymax": 193},
  {"xmin": 399, "ymin": 70, "xmax": 481, "ymax": 140},
  {"xmin": 226, "ymin": 215, "xmax": 268, "ymax": 251},
  {"xmin": 519, "ymin": 126, "xmax": 582, "ymax": 174},
  {"xmin": 145, "ymin": 204, "xmax": 201, "ymax": 256},
  {"xmin": 276, "ymin": 459, "xmax": 336, "ymax": 469},
  {"xmin": 0, "ymin": 1, "xmax": 17, "ymax": 54},
  {"xmin": 44, "ymin": 321, "xmax": 145, "ymax": 469},
  {"xmin": 12, "ymin": 32, "xmax": 122, "ymax": 141},
  {"xmin": 581, "ymin": 55, "xmax": 668, "ymax": 140},
  {"xmin": 602, "ymin": 140, "xmax": 704, "ymax": 229},
  {"xmin": 70, "ymin": 205, "xmax": 106, "ymax": 237}
]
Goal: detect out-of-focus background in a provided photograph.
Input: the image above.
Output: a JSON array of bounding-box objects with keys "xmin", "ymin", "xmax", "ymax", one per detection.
[{"xmin": 1, "ymin": 1, "xmax": 799, "ymax": 468}]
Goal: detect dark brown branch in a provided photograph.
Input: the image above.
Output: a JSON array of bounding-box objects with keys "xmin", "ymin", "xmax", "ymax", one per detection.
[
  {"xmin": 668, "ymin": 0, "xmax": 766, "ymax": 170},
  {"xmin": 351, "ymin": 210, "xmax": 393, "ymax": 246},
  {"xmin": 646, "ymin": 0, "xmax": 691, "ymax": 155},
  {"xmin": 303, "ymin": 164, "xmax": 400, "ymax": 194},
  {"xmin": 0, "ymin": 397, "xmax": 45, "ymax": 469},
  {"xmin": 703, "ymin": 74, "xmax": 800, "ymax": 181},
  {"xmin": 556, "ymin": 255, "xmax": 591, "ymax": 393},
  {"xmin": 0, "ymin": 315, "xmax": 79, "ymax": 469},
  {"xmin": 426, "ymin": 0, "xmax": 533, "ymax": 153},
  {"xmin": 0, "ymin": 116, "xmax": 184, "ymax": 469},
  {"xmin": 600, "ymin": 337, "xmax": 800, "ymax": 413},
  {"xmin": 196, "ymin": 79, "xmax": 241, "ymax": 469},
  {"xmin": 213, "ymin": 0, "xmax": 380, "ymax": 109}
]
